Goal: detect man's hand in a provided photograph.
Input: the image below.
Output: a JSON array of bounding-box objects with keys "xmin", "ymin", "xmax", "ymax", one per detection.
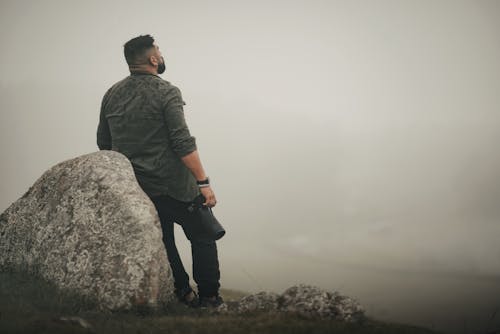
[{"xmin": 200, "ymin": 186, "xmax": 217, "ymax": 208}]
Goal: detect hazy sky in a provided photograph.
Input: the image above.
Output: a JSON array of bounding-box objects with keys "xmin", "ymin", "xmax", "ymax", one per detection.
[{"xmin": 1, "ymin": 1, "xmax": 499, "ymax": 332}]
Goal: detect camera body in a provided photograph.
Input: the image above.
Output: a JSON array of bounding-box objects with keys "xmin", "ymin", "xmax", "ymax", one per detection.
[{"xmin": 187, "ymin": 195, "xmax": 226, "ymax": 240}]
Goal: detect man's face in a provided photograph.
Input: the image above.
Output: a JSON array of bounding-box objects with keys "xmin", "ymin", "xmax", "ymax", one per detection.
[{"xmin": 153, "ymin": 44, "xmax": 166, "ymax": 74}]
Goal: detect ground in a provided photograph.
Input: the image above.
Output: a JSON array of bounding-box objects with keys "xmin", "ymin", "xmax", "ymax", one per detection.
[{"xmin": 0, "ymin": 269, "xmax": 442, "ymax": 334}]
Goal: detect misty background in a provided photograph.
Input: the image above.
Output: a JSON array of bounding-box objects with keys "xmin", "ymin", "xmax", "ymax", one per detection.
[{"xmin": 1, "ymin": 0, "xmax": 499, "ymax": 332}]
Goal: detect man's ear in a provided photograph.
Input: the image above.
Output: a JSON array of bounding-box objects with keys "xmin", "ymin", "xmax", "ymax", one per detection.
[{"xmin": 149, "ymin": 55, "xmax": 159, "ymax": 67}]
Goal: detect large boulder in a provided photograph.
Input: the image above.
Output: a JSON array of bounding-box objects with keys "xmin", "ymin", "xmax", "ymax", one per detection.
[{"xmin": 0, "ymin": 150, "xmax": 174, "ymax": 311}]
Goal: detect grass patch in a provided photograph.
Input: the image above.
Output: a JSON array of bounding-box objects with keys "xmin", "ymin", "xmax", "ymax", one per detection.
[{"xmin": 0, "ymin": 268, "xmax": 442, "ymax": 334}]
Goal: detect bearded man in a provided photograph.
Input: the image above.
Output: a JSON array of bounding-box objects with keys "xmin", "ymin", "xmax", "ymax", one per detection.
[{"xmin": 97, "ymin": 34, "xmax": 223, "ymax": 308}]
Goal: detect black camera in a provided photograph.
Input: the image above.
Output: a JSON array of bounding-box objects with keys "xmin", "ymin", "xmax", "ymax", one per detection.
[{"xmin": 187, "ymin": 195, "xmax": 226, "ymax": 240}]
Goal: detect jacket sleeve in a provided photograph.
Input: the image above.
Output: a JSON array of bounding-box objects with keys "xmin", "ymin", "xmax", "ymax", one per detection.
[
  {"xmin": 97, "ymin": 89, "xmax": 112, "ymax": 150},
  {"xmin": 163, "ymin": 87, "xmax": 197, "ymax": 157}
]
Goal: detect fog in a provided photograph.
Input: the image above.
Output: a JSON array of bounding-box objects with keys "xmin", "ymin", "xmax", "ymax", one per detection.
[{"xmin": 1, "ymin": 0, "xmax": 499, "ymax": 332}]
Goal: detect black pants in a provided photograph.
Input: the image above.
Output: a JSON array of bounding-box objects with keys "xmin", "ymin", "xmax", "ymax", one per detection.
[{"xmin": 149, "ymin": 194, "xmax": 221, "ymax": 298}]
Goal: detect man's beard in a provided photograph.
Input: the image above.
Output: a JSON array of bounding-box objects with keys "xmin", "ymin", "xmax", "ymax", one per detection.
[{"xmin": 157, "ymin": 57, "xmax": 166, "ymax": 74}]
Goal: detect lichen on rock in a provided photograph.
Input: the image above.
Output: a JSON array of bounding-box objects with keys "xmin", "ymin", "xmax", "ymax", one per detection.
[{"xmin": 0, "ymin": 150, "xmax": 174, "ymax": 311}]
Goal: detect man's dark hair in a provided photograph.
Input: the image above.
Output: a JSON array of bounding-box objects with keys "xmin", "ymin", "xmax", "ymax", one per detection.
[{"xmin": 124, "ymin": 35, "xmax": 155, "ymax": 66}]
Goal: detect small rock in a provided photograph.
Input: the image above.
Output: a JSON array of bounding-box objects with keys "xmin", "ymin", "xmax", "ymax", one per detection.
[
  {"xmin": 280, "ymin": 284, "xmax": 365, "ymax": 322},
  {"xmin": 56, "ymin": 316, "xmax": 93, "ymax": 330},
  {"xmin": 217, "ymin": 284, "xmax": 365, "ymax": 322},
  {"xmin": 237, "ymin": 291, "xmax": 280, "ymax": 313}
]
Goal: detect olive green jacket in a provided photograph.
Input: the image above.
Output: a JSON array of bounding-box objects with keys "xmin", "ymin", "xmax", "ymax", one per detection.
[{"xmin": 97, "ymin": 72, "xmax": 199, "ymax": 202}]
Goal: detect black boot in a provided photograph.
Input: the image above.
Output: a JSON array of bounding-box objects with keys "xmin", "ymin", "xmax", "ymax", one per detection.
[
  {"xmin": 198, "ymin": 294, "xmax": 224, "ymax": 308},
  {"xmin": 174, "ymin": 286, "xmax": 199, "ymax": 308}
]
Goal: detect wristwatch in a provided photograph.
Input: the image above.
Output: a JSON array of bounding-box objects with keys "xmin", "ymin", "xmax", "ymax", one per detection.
[{"xmin": 196, "ymin": 177, "xmax": 210, "ymax": 188}]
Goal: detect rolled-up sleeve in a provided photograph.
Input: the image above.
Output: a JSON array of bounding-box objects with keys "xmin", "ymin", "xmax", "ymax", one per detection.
[{"xmin": 164, "ymin": 88, "xmax": 197, "ymax": 157}]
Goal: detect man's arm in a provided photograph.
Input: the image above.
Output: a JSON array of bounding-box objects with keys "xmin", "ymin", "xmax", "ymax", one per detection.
[
  {"xmin": 97, "ymin": 91, "xmax": 112, "ymax": 150},
  {"xmin": 180, "ymin": 150, "xmax": 217, "ymax": 207},
  {"xmin": 164, "ymin": 89, "xmax": 217, "ymax": 207}
]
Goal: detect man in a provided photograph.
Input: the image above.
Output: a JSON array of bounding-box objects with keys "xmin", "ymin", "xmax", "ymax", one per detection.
[{"xmin": 96, "ymin": 34, "xmax": 223, "ymax": 308}]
